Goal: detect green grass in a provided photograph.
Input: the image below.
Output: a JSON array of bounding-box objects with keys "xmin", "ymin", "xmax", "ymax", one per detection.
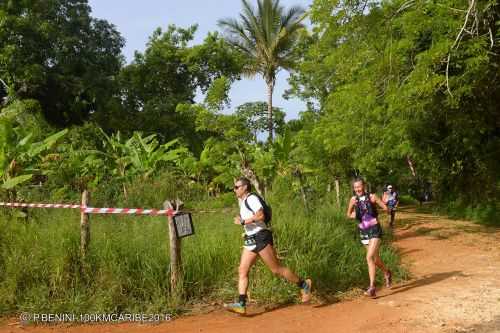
[
  {"xmin": 0, "ymin": 197, "xmax": 404, "ymax": 315},
  {"xmin": 415, "ymin": 199, "xmax": 499, "ymax": 226},
  {"xmin": 398, "ymin": 194, "xmax": 419, "ymax": 205}
]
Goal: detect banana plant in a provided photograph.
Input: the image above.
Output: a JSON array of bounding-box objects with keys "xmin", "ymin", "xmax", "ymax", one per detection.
[
  {"xmin": 0, "ymin": 122, "xmax": 68, "ymax": 191},
  {"xmin": 0, "ymin": 100, "xmax": 66, "ymax": 198},
  {"xmin": 88, "ymin": 129, "xmax": 188, "ymax": 198},
  {"xmin": 127, "ymin": 132, "xmax": 188, "ymax": 181},
  {"xmin": 269, "ymin": 131, "xmax": 316, "ymax": 210}
]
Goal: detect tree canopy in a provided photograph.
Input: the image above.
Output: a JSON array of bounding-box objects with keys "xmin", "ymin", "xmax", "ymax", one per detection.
[
  {"xmin": 218, "ymin": 0, "xmax": 306, "ymax": 142},
  {"xmin": 287, "ymin": 0, "xmax": 500, "ymax": 201},
  {"xmin": 0, "ymin": 0, "xmax": 124, "ymax": 126},
  {"xmin": 1, "ymin": 0, "xmax": 499, "ymax": 208}
]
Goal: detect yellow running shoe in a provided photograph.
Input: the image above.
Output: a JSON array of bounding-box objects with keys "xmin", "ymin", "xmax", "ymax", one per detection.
[{"xmin": 224, "ymin": 302, "xmax": 246, "ymax": 315}]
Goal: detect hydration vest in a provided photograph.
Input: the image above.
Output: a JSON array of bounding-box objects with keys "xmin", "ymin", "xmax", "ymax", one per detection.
[
  {"xmin": 386, "ymin": 191, "xmax": 399, "ymax": 208},
  {"xmin": 244, "ymin": 193, "xmax": 272, "ymax": 225},
  {"xmin": 354, "ymin": 192, "xmax": 378, "ymax": 222}
]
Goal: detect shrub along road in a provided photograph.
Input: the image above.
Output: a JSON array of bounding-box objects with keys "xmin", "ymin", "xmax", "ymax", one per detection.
[{"xmin": 2, "ymin": 207, "xmax": 500, "ymax": 333}]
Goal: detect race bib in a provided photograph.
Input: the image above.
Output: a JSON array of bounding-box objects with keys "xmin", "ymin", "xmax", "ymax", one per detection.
[{"xmin": 243, "ymin": 235, "xmax": 257, "ymax": 250}]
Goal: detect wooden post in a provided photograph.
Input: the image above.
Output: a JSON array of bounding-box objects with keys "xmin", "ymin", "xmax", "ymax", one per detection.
[
  {"xmin": 335, "ymin": 177, "xmax": 340, "ymax": 208},
  {"xmin": 163, "ymin": 199, "xmax": 184, "ymax": 295},
  {"xmin": 80, "ymin": 190, "xmax": 90, "ymax": 258}
]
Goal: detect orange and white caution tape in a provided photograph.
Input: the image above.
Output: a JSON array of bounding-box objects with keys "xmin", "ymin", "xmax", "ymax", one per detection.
[{"xmin": 0, "ymin": 202, "xmax": 175, "ymax": 216}]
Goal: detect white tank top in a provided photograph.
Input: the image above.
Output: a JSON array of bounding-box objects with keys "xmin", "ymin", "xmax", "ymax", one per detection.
[{"xmin": 239, "ymin": 194, "xmax": 268, "ymax": 236}]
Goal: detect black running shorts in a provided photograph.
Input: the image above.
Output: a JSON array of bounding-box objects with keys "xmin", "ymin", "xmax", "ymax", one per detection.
[
  {"xmin": 243, "ymin": 229, "xmax": 274, "ymax": 253},
  {"xmin": 359, "ymin": 223, "xmax": 383, "ymax": 245}
]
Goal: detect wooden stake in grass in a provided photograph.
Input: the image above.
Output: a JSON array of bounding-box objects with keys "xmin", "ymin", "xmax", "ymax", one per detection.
[
  {"xmin": 335, "ymin": 177, "xmax": 340, "ymax": 208},
  {"xmin": 163, "ymin": 199, "xmax": 184, "ymax": 295},
  {"xmin": 80, "ymin": 190, "xmax": 90, "ymax": 258}
]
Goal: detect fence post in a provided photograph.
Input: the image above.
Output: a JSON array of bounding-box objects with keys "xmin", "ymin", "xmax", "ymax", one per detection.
[
  {"xmin": 80, "ymin": 190, "xmax": 90, "ymax": 259},
  {"xmin": 163, "ymin": 199, "xmax": 184, "ymax": 295},
  {"xmin": 335, "ymin": 177, "xmax": 340, "ymax": 208}
]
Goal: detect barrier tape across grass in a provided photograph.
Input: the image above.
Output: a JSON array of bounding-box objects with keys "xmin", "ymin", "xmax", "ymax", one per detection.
[{"xmin": 0, "ymin": 202, "xmax": 175, "ymax": 216}]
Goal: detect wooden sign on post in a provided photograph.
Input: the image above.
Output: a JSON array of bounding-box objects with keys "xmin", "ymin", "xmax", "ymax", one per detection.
[{"xmin": 173, "ymin": 213, "xmax": 194, "ymax": 238}]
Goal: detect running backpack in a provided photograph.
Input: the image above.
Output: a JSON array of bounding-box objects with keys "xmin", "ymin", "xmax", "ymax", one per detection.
[
  {"xmin": 244, "ymin": 192, "xmax": 272, "ymax": 225},
  {"xmin": 354, "ymin": 192, "xmax": 378, "ymax": 222},
  {"xmin": 387, "ymin": 191, "xmax": 399, "ymax": 207}
]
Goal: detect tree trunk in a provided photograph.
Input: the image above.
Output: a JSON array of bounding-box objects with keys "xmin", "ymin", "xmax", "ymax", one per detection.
[
  {"xmin": 122, "ymin": 183, "xmax": 128, "ymax": 200},
  {"xmin": 299, "ymin": 181, "xmax": 309, "ymax": 212},
  {"xmin": 407, "ymin": 155, "xmax": 424, "ymax": 205},
  {"xmin": 240, "ymin": 161, "xmax": 265, "ymax": 196},
  {"xmin": 407, "ymin": 155, "xmax": 417, "ymax": 177},
  {"xmin": 267, "ymin": 79, "xmax": 275, "ymax": 144}
]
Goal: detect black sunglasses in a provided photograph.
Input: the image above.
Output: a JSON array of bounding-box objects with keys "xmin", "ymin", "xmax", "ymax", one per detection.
[{"xmin": 233, "ymin": 184, "xmax": 243, "ymax": 190}]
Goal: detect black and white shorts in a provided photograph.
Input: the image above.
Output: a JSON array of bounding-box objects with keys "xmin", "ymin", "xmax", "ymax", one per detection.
[
  {"xmin": 243, "ymin": 229, "xmax": 274, "ymax": 253},
  {"xmin": 359, "ymin": 223, "xmax": 383, "ymax": 245}
]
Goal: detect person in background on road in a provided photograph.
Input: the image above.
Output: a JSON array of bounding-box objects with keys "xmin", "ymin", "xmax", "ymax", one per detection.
[
  {"xmin": 224, "ymin": 177, "xmax": 312, "ymax": 315},
  {"xmin": 382, "ymin": 184, "xmax": 399, "ymax": 227},
  {"xmin": 346, "ymin": 178, "xmax": 392, "ymax": 297}
]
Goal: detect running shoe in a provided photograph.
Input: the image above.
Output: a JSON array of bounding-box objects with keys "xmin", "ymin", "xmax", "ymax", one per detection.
[
  {"xmin": 224, "ymin": 302, "xmax": 246, "ymax": 315},
  {"xmin": 364, "ymin": 286, "xmax": 376, "ymax": 298},
  {"xmin": 384, "ymin": 270, "xmax": 392, "ymax": 288},
  {"xmin": 300, "ymin": 278, "xmax": 313, "ymax": 303}
]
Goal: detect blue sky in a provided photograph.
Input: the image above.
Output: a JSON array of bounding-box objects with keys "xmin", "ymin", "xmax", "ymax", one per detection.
[{"xmin": 87, "ymin": 0, "xmax": 313, "ymax": 120}]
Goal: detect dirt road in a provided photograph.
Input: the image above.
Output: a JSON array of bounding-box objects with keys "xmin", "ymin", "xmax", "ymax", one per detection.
[{"xmin": 2, "ymin": 207, "xmax": 500, "ymax": 332}]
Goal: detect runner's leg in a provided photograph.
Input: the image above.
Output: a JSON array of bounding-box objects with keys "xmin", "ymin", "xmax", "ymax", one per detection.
[
  {"xmin": 259, "ymin": 243, "xmax": 312, "ymax": 302},
  {"xmin": 258, "ymin": 244, "xmax": 300, "ymax": 284},
  {"xmin": 238, "ymin": 248, "xmax": 258, "ymax": 296},
  {"xmin": 374, "ymin": 247, "xmax": 388, "ymax": 272},
  {"xmin": 225, "ymin": 248, "xmax": 258, "ymax": 314},
  {"xmin": 366, "ymin": 238, "xmax": 381, "ymax": 287}
]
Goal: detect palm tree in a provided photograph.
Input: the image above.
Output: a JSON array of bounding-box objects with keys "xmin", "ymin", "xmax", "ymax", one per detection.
[{"xmin": 218, "ymin": 0, "xmax": 306, "ymax": 143}]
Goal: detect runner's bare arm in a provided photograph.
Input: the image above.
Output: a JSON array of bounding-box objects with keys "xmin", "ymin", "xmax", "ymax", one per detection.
[
  {"xmin": 346, "ymin": 197, "xmax": 356, "ymax": 219},
  {"xmin": 371, "ymin": 194, "xmax": 388, "ymax": 212},
  {"xmin": 246, "ymin": 208, "xmax": 264, "ymax": 224},
  {"xmin": 234, "ymin": 208, "xmax": 265, "ymax": 225}
]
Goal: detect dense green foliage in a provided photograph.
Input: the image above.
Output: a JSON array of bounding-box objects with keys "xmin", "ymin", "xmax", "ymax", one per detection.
[
  {"xmin": 288, "ymin": 0, "xmax": 500, "ymax": 203},
  {"xmin": 0, "ymin": 0, "xmax": 124, "ymax": 126},
  {"xmin": 3, "ymin": 0, "xmax": 496, "ymax": 203},
  {"xmin": 99, "ymin": 27, "xmax": 244, "ymax": 153}
]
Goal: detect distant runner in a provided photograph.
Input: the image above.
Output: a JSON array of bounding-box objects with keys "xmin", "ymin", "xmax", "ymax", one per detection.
[
  {"xmin": 347, "ymin": 178, "xmax": 392, "ymax": 297},
  {"xmin": 224, "ymin": 177, "xmax": 312, "ymax": 315},
  {"xmin": 382, "ymin": 184, "xmax": 399, "ymax": 227}
]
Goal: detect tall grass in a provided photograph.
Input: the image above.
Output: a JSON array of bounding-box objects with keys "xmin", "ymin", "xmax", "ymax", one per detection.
[
  {"xmin": 416, "ymin": 198, "xmax": 499, "ymax": 226},
  {"xmin": 0, "ymin": 194, "xmax": 403, "ymax": 315}
]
